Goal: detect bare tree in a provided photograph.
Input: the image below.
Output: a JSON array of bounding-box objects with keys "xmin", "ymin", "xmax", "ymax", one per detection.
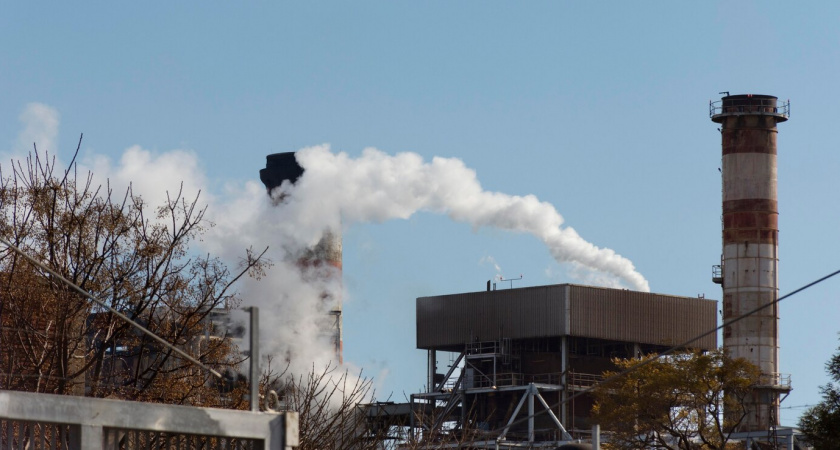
[
  {"xmin": 0, "ymin": 142, "xmax": 264, "ymax": 407},
  {"xmin": 261, "ymin": 358, "xmax": 485, "ymax": 450},
  {"xmin": 259, "ymin": 357, "xmax": 377, "ymax": 450}
]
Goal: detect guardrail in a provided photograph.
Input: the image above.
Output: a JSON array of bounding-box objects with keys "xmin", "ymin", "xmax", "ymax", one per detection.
[
  {"xmin": 709, "ymin": 98, "xmax": 790, "ymax": 119},
  {"xmin": 566, "ymin": 372, "xmax": 604, "ymax": 389},
  {"xmin": 452, "ymin": 371, "xmax": 604, "ymax": 390},
  {"xmin": 758, "ymin": 372, "xmax": 792, "ymax": 389},
  {"xmin": 0, "ymin": 390, "xmax": 298, "ymax": 450},
  {"xmin": 465, "ymin": 341, "xmax": 502, "ymax": 355}
]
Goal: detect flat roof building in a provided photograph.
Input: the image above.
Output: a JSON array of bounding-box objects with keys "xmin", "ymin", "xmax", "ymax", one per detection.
[{"xmin": 407, "ymin": 284, "xmax": 717, "ymax": 448}]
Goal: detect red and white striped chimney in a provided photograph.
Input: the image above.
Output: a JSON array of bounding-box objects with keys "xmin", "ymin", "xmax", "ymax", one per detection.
[{"xmin": 711, "ymin": 94, "xmax": 790, "ymax": 431}]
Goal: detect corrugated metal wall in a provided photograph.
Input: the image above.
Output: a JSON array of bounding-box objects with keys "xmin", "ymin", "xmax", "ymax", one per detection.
[
  {"xmin": 416, "ymin": 284, "xmax": 716, "ymax": 350},
  {"xmin": 567, "ymin": 285, "xmax": 716, "ymax": 349},
  {"xmin": 416, "ymin": 285, "xmax": 569, "ymax": 349}
]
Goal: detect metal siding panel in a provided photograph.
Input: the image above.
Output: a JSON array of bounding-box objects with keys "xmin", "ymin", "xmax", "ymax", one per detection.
[
  {"xmin": 568, "ymin": 285, "xmax": 717, "ymax": 350},
  {"xmin": 562, "ymin": 284, "xmax": 571, "ymax": 335},
  {"xmin": 417, "ymin": 284, "xmax": 715, "ymax": 350},
  {"xmin": 417, "ymin": 285, "xmax": 567, "ymax": 349}
]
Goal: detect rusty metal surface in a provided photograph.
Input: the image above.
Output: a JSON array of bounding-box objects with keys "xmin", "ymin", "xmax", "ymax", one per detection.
[
  {"xmin": 416, "ymin": 284, "xmax": 716, "ymax": 350},
  {"xmin": 299, "ymin": 230, "xmax": 343, "ymax": 269},
  {"xmin": 722, "ymin": 127, "xmax": 778, "ymax": 155},
  {"xmin": 722, "ymin": 229, "xmax": 779, "ymax": 245},
  {"xmin": 722, "ymin": 199, "xmax": 778, "ymax": 215},
  {"xmin": 713, "ymin": 93, "xmax": 786, "ymax": 431},
  {"xmin": 722, "ymin": 211, "xmax": 778, "ymax": 228}
]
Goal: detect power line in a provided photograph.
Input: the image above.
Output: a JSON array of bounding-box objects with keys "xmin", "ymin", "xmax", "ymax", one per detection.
[
  {"xmin": 0, "ymin": 236, "xmax": 223, "ymax": 380},
  {"xmin": 479, "ymin": 268, "xmax": 840, "ymax": 437}
]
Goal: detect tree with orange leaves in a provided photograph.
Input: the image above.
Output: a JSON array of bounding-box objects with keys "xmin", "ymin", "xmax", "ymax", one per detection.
[
  {"xmin": 591, "ymin": 349, "xmax": 761, "ymax": 450},
  {"xmin": 0, "ymin": 142, "xmax": 265, "ymax": 407}
]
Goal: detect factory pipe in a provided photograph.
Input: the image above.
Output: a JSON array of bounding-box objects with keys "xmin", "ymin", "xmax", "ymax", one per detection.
[
  {"xmin": 260, "ymin": 152, "xmax": 344, "ymax": 363},
  {"xmin": 711, "ymin": 94, "xmax": 790, "ymax": 431}
]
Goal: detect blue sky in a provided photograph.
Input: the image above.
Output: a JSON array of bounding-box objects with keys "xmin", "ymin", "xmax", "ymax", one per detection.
[{"xmin": 2, "ymin": 2, "xmax": 840, "ymax": 425}]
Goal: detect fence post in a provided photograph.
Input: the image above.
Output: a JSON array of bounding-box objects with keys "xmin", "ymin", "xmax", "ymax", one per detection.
[
  {"xmin": 68, "ymin": 424, "xmax": 103, "ymax": 450},
  {"xmin": 247, "ymin": 306, "xmax": 260, "ymax": 412}
]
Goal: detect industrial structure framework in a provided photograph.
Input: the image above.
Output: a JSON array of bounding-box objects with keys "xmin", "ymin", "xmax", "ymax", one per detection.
[
  {"xmin": 711, "ymin": 94, "xmax": 792, "ymax": 432},
  {"xmin": 266, "ymin": 93, "xmax": 802, "ymax": 448},
  {"xmin": 405, "ymin": 284, "xmax": 717, "ymax": 449},
  {"xmin": 260, "ymin": 152, "xmax": 344, "ymax": 362}
]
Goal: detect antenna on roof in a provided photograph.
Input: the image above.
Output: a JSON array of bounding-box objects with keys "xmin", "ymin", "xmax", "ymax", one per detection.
[{"xmin": 497, "ymin": 274, "xmax": 523, "ymax": 289}]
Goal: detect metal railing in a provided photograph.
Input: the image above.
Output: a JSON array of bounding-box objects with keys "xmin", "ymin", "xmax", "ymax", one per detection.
[
  {"xmin": 452, "ymin": 371, "xmax": 604, "ymax": 390},
  {"xmin": 0, "ymin": 390, "xmax": 298, "ymax": 450},
  {"xmin": 466, "ymin": 341, "xmax": 504, "ymax": 356},
  {"xmin": 566, "ymin": 372, "xmax": 604, "ymax": 389},
  {"xmin": 710, "ymin": 98, "xmax": 790, "ymax": 119},
  {"xmin": 103, "ymin": 428, "xmax": 260, "ymax": 449},
  {"xmin": 528, "ymin": 373, "xmax": 563, "ymax": 385},
  {"xmin": 511, "ymin": 371, "xmax": 603, "ymax": 389},
  {"xmin": 0, "ymin": 420, "xmax": 73, "ymax": 450},
  {"xmin": 469, "ymin": 372, "xmax": 521, "ymax": 389},
  {"xmin": 758, "ymin": 372, "xmax": 792, "ymax": 389},
  {"xmin": 712, "ymin": 264, "xmax": 723, "ymax": 284}
]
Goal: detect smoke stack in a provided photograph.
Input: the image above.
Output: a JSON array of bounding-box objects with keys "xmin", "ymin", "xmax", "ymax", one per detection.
[
  {"xmin": 711, "ymin": 94, "xmax": 790, "ymax": 431},
  {"xmin": 259, "ymin": 152, "xmax": 304, "ymax": 189},
  {"xmin": 260, "ymin": 152, "xmax": 343, "ymax": 363}
]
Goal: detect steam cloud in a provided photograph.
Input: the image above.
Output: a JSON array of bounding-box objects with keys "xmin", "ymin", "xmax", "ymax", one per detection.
[
  {"xmin": 6, "ymin": 104, "xmax": 650, "ymax": 385},
  {"xmin": 279, "ymin": 145, "xmax": 650, "ymax": 292},
  {"xmin": 15, "ymin": 103, "xmax": 60, "ymax": 156}
]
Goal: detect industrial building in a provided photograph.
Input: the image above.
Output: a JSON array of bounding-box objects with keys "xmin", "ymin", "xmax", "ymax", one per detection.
[
  {"xmin": 379, "ymin": 93, "xmax": 802, "ymax": 449},
  {"xmin": 407, "ymin": 284, "xmax": 716, "ymax": 448},
  {"xmin": 260, "ymin": 93, "xmax": 805, "ymax": 448}
]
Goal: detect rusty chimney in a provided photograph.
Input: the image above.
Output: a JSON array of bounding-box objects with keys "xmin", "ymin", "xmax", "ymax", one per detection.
[
  {"xmin": 260, "ymin": 152, "xmax": 343, "ymax": 363},
  {"xmin": 710, "ymin": 94, "xmax": 790, "ymax": 431}
]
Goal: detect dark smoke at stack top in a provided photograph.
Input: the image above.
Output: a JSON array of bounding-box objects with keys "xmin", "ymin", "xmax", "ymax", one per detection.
[
  {"xmin": 710, "ymin": 94, "xmax": 790, "ymax": 432},
  {"xmin": 259, "ymin": 152, "xmax": 343, "ymax": 363}
]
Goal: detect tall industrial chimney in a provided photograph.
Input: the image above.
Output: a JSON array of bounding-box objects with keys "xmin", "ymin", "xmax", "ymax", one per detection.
[
  {"xmin": 260, "ymin": 152, "xmax": 343, "ymax": 363},
  {"xmin": 710, "ymin": 94, "xmax": 790, "ymax": 431}
]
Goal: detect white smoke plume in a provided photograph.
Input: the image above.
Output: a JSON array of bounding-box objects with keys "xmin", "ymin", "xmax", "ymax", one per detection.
[
  {"xmin": 200, "ymin": 180, "xmax": 346, "ymax": 378},
  {"xmin": 479, "ymin": 255, "xmax": 504, "ymax": 279},
  {"xmin": 275, "ymin": 145, "xmax": 650, "ymax": 292},
  {"xmin": 94, "ymin": 143, "xmax": 651, "ymax": 381},
  {"xmin": 5, "ymin": 104, "xmax": 651, "ymax": 390},
  {"xmin": 84, "ymin": 145, "xmax": 209, "ymax": 212},
  {"xmin": 15, "ymin": 103, "xmax": 60, "ymax": 156}
]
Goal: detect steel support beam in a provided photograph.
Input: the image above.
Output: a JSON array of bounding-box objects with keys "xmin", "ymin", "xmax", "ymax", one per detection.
[
  {"xmin": 435, "ymin": 353, "xmax": 464, "ymax": 392},
  {"xmin": 498, "ymin": 389, "xmax": 529, "ymax": 440},
  {"xmin": 428, "ymin": 350, "xmax": 437, "ymax": 393},
  {"xmin": 528, "ymin": 384, "xmax": 535, "ymax": 442},
  {"xmin": 247, "ymin": 306, "xmax": 260, "ymax": 412},
  {"xmin": 534, "ymin": 390, "xmax": 571, "ymax": 440},
  {"xmin": 561, "ymin": 335, "xmax": 568, "ymax": 427}
]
